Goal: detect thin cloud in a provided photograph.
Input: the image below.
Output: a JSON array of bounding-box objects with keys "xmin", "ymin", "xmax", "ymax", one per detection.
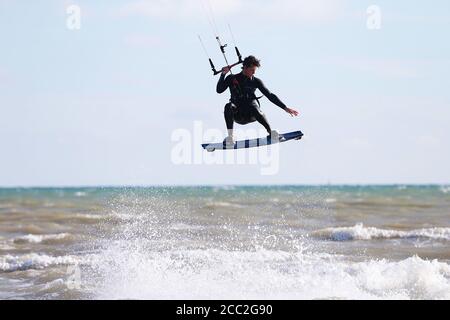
[
  {"xmin": 417, "ymin": 135, "xmax": 441, "ymax": 148},
  {"xmin": 342, "ymin": 137, "xmax": 371, "ymax": 149},
  {"xmin": 113, "ymin": 0, "xmax": 346, "ymax": 24},
  {"xmin": 319, "ymin": 58, "xmax": 437, "ymax": 79},
  {"xmin": 114, "ymin": 0, "xmax": 239, "ymax": 20},
  {"xmin": 0, "ymin": 67, "xmax": 14, "ymax": 87},
  {"xmin": 246, "ymin": 0, "xmax": 346, "ymax": 23},
  {"xmin": 124, "ymin": 34, "xmax": 164, "ymax": 48}
]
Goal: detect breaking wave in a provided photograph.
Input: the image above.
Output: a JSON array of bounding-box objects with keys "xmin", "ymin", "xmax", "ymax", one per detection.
[
  {"xmin": 13, "ymin": 233, "xmax": 72, "ymax": 244},
  {"xmin": 0, "ymin": 254, "xmax": 80, "ymax": 272},
  {"xmin": 311, "ymin": 223, "xmax": 450, "ymax": 241},
  {"xmin": 89, "ymin": 244, "xmax": 450, "ymax": 300}
]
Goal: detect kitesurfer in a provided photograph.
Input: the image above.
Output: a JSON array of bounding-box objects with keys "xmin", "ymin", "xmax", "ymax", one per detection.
[{"xmin": 216, "ymin": 55, "xmax": 299, "ymax": 145}]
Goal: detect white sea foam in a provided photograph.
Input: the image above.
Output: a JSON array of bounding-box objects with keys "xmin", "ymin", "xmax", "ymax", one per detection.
[
  {"xmin": 0, "ymin": 243, "xmax": 16, "ymax": 250},
  {"xmin": 37, "ymin": 278, "xmax": 67, "ymax": 293},
  {"xmin": 205, "ymin": 201, "xmax": 245, "ymax": 208},
  {"xmin": 0, "ymin": 254, "xmax": 80, "ymax": 272},
  {"xmin": 13, "ymin": 233, "xmax": 71, "ymax": 244},
  {"xmin": 90, "ymin": 244, "xmax": 450, "ymax": 300},
  {"xmin": 106, "ymin": 211, "xmax": 135, "ymax": 221},
  {"xmin": 170, "ymin": 223, "xmax": 203, "ymax": 231},
  {"xmin": 73, "ymin": 213, "xmax": 105, "ymax": 220},
  {"xmin": 311, "ymin": 223, "xmax": 450, "ymax": 241},
  {"xmin": 440, "ymin": 186, "xmax": 450, "ymax": 194}
]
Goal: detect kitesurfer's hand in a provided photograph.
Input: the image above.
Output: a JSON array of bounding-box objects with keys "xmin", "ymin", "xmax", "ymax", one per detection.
[
  {"xmin": 285, "ymin": 107, "xmax": 299, "ymax": 117},
  {"xmin": 221, "ymin": 66, "xmax": 231, "ymax": 75}
]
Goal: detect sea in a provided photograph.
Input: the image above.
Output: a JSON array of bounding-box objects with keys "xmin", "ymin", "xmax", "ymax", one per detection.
[{"xmin": 0, "ymin": 185, "xmax": 449, "ymax": 300}]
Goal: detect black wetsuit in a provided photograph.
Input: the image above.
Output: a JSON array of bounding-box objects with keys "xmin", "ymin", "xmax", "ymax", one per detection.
[{"xmin": 216, "ymin": 72, "xmax": 287, "ymax": 134}]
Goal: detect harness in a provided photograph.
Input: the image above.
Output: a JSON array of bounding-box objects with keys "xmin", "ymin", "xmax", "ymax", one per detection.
[{"xmin": 230, "ymin": 75, "xmax": 263, "ymax": 107}]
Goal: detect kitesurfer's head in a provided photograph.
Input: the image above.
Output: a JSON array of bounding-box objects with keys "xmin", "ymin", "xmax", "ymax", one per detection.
[{"xmin": 242, "ymin": 55, "xmax": 260, "ymax": 78}]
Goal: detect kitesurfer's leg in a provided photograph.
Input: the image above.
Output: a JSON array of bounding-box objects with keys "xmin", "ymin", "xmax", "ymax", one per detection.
[
  {"xmin": 250, "ymin": 102, "xmax": 271, "ymax": 134},
  {"xmin": 224, "ymin": 103, "xmax": 235, "ymax": 130},
  {"xmin": 224, "ymin": 103, "xmax": 236, "ymax": 145}
]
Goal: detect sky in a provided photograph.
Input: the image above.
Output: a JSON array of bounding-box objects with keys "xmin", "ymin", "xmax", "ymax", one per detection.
[{"xmin": 0, "ymin": 0, "xmax": 449, "ymax": 186}]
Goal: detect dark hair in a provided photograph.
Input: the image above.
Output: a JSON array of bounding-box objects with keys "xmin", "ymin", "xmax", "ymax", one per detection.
[{"xmin": 243, "ymin": 55, "xmax": 260, "ymax": 68}]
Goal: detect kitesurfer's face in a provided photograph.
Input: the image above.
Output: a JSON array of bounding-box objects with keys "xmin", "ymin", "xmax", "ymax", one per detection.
[{"xmin": 243, "ymin": 65, "xmax": 257, "ymax": 78}]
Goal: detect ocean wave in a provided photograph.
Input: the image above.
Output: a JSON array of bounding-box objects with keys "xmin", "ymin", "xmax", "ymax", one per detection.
[
  {"xmin": 311, "ymin": 223, "xmax": 450, "ymax": 241},
  {"xmin": 72, "ymin": 213, "xmax": 106, "ymax": 222},
  {"xmin": 440, "ymin": 186, "xmax": 450, "ymax": 194},
  {"xmin": 212, "ymin": 186, "xmax": 236, "ymax": 192},
  {"xmin": 338, "ymin": 200, "xmax": 433, "ymax": 209},
  {"xmin": 12, "ymin": 233, "xmax": 72, "ymax": 244},
  {"xmin": 107, "ymin": 212, "xmax": 135, "ymax": 221},
  {"xmin": 0, "ymin": 254, "xmax": 80, "ymax": 272},
  {"xmin": 204, "ymin": 201, "xmax": 245, "ymax": 209},
  {"xmin": 36, "ymin": 278, "xmax": 67, "ymax": 294},
  {"xmin": 0, "ymin": 243, "xmax": 16, "ymax": 251},
  {"xmin": 90, "ymin": 245, "xmax": 450, "ymax": 299}
]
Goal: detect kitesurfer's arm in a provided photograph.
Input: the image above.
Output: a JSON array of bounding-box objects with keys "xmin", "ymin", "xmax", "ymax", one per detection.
[
  {"xmin": 256, "ymin": 78, "xmax": 300, "ymax": 116},
  {"xmin": 255, "ymin": 78, "xmax": 287, "ymax": 110},
  {"xmin": 216, "ymin": 67, "xmax": 231, "ymax": 94}
]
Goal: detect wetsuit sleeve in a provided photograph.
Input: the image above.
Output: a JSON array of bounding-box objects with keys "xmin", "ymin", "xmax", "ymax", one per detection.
[
  {"xmin": 256, "ymin": 78, "xmax": 287, "ymax": 110},
  {"xmin": 216, "ymin": 74, "xmax": 230, "ymax": 94}
]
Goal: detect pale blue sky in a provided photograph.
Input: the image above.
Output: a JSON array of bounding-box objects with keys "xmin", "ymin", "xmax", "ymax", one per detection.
[{"xmin": 0, "ymin": 0, "xmax": 449, "ymax": 186}]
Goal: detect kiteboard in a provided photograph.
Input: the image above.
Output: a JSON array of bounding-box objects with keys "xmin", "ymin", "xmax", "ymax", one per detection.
[{"xmin": 201, "ymin": 130, "xmax": 303, "ymax": 152}]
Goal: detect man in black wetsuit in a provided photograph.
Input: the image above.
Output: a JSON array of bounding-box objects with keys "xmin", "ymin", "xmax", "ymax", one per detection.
[{"xmin": 217, "ymin": 55, "xmax": 299, "ymax": 145}]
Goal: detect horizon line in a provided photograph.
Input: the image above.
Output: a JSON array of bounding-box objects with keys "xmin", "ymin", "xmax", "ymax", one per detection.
[{"xmin": 0, "ymin": 183, "xmax": 448, "ymax": 189}]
